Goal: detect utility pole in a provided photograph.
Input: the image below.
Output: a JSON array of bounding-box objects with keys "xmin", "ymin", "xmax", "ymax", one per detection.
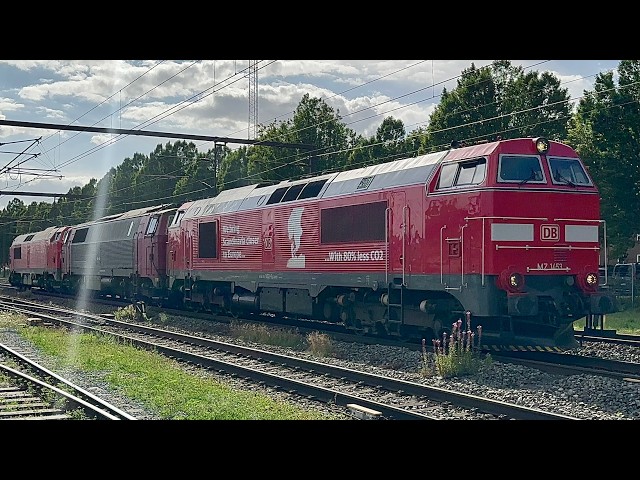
[
  {"xmin": 248, "ymin": 60, "xmax": 258, "ymax": 140},
  {"xmin": 212, "ymin": 142, "xmax": 224, "ymax": 196}
]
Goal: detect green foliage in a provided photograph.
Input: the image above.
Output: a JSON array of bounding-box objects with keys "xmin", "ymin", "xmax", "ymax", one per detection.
[
  {"xmin": 420, "ymin": 319, "xmax": 490, "ymax": 378},
  {"xmin": 426, "ymin": 63, "xmax": 499, "ymax": 149},
  {"xmin": 425, "ymin": 60, "xmax": 570, "ymax": 151},
  {"xmin": 227, "ymin": 322, "xmax": 334, "ymax": 356},
  {"xmin": 217, "ymin": 146, "xmax": 250, "ymax": 191},
  {"xmin": 113, "ymin": 304, "xmax": 148, "ymax": 322},
  {"xmin": 346, "ymin": 116, "xmax": 413, "ymax": 168},
  {"xmin": 568, "ymin": 60, "xmax": 640, "ymax": 260},
  {"xmin": 67, "ymin": 408, "xmax": 92, "ymax": 420},
  {"xmin": 574, "ymin": 299, "xmax": 640, "ymax": 335},
  {"xmin": 113, "ymin": 304, "xmax": 136, "ymax": 321}
]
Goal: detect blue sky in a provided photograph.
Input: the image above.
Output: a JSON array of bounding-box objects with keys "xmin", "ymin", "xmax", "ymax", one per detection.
[{"xmin": 0, "ymin": 59, "xmax": 620, "ymax": 209}]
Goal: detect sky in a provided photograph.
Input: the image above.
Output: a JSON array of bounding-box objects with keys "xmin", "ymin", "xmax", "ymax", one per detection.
[{"xmin": 0, "ymin": 59, "xmax": 621, "ymax": 210}]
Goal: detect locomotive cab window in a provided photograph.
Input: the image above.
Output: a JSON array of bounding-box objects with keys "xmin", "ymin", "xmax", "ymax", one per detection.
[
  {"xmin": 13, "ymin": 247, "xmax": 21, "ymax": 260},
  {"xmin": 547, "ymin": 157, "xmax": 592, "ymax": 186},
  {"xmin": 198, "ymin": 221, "xmax": 218, "ymax": 259},
  {"xmin": 437, "ymin": 158, "xmax": 486, "ymax": 189},
  {"xmin": 498, "ymin": 155, "xmax": 546, "ymax": 184},
  {"xmin": 457, "ymin": 159, "xmax": 486, "ymax": 185},
  {"xmin": 437, "ymin": 163, "xmax": 458, "ymax": 189}
]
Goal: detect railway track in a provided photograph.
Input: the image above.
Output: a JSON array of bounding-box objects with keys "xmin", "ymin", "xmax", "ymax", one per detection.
[
  {"xmin": 5, "ymin": 287, "xmax": 640, "ymax": 378},
  {"xmin": 0, "ymin": 295, "xmax": 578, "ymax": 420},
  {"xmin": 11, "ymin": 282, "xmax": 640, "ymax": 351},
  {"xmin": 4, "ymin": 287, "xmax": 640, "ymax": 419},
  {"xmin": 493, "ymin": 349, "xmax": 640, "ymax": 381},
  {"xmin": 0, "ymin": 341, "xmax": 136, "ymax": 420},
  {"xmin": 574, "ymin": 329, "xmax": 640, "ymax": 348}
]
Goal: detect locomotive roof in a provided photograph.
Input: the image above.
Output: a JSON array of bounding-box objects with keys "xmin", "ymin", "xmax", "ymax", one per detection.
[
  {"xmin": 320, "ymin": 151, "xmax": 447, "ymax": 198},
  {"xmin": 182, "ymin": 151, "xmax": 448, "ymax": 219},
  {"xmin": 75, "ymin": 203, "xmax": 175, "ymax": 227},
  {"xmin": 11, "ymin": 226, "xmax": 59, "ymax": 245}
]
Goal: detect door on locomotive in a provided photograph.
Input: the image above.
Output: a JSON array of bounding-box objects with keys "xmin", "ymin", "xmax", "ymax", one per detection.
[{"xmin": 389, "ymin": 191, "xmax": 407, "ymax": 285}]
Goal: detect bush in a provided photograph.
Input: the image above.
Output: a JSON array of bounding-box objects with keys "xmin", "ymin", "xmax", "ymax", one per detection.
[
  {"xmin": 306, "ymin": 331, "xmax": 334, "ymax": 357},
  {"xmin": 420, "ymin": 316, "xmax": 490, "ymax": 378},
  {"xmin": 114, "ymin": 303, "xmax": 149, "ymax": 322},
  {"xmin": 229, "ymin": 320, "xmax": 305, "ymax": 349}
]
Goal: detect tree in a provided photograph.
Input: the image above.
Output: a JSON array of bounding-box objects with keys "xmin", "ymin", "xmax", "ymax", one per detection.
[
  {"xmin": 107, "ymin": 153, "xmax": 145, "ymax": 215},
  {"xmin": 217, "ymin": 146, "xmax": 250, "ymax": 192},
  {"xmin": 247, "ymin": 119, "xmax": 303, "ymax": 183},
  {"xmin": 291, "ymin": 94, "xmax": 357, "ymax": 175},
  {"xmin": 135, "ymin": 142, "xmax": 194, "ymax": 208},
  {"xmin": 247, "ymin": 94, "xmax": 358, "ymax": 183},
  {"xmin": 174, "ymin": 146, "xmax": 227, "ymax": 202},
  {"xmin": 424, "ymin": 63, "xmax": 498, "ymax": 149},
  {"xmin": 422, "ymin": 60, "xmax": 570, "ymax": 151},
  {"xmin": 567, "ymin": 60, "xmax": 640, "ymax": 260},
  {"xmin": 347, "ymin": 116, "xmax": 410, "ymax": 168}
]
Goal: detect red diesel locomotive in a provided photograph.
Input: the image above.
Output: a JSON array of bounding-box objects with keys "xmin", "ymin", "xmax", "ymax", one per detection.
[
  {"xmin": 9, "ymin": 225, "xmax": 70, "ymax": 291},
  {"xmin": 8, "ymin": 137, "xmax": 618, "ymax": 350}
]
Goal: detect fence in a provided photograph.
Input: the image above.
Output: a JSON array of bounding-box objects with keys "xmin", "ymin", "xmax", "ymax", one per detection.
[{"xmin": 608, "ymin": 262, "xmax": 637, "ymax": 307}]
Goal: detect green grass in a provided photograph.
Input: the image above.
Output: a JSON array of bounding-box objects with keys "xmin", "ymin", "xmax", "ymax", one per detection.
[
  {"xmin": 0, "ymin": 312, "xmax": 342, "ymax": 420},
  {"xmin": 573, "ymin": 297, "xmax": 640, "ymax": 334}
]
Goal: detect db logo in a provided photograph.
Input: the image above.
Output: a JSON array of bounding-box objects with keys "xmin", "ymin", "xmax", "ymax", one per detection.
[{"xmin": 541, "ymin": 224, "xmax": 559, "ymax": 241}]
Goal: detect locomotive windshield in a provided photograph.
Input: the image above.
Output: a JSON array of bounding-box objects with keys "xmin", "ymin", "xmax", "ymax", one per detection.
[
  {"xmin": 548, "ymin": 157, "xmax": 592, "ymax": 186},
  {"xmin": 497, "ymin": 155, "xmax": 545, "ymax": 183}
]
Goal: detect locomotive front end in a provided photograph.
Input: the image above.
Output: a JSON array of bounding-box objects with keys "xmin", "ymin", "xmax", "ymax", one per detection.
[{"xmin": 475, "ymin": 137, "xmax": 618, "ymax": 349}]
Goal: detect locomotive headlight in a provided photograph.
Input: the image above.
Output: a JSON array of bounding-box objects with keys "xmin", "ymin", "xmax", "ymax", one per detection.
[
  {"xmin": 585, "ymin": 272, "xmax": 598, "ymax": 286},
  {"xmin": 534, "ymin": 137, "xmax": 550, "ymax": 154},
  {"xmin": 499, "ymin": 269, "xmax": 525, "ymax": 293},
  {"xmin": 509, "ymin": 273, "xmax": 524, "ymax": 289},
  {"xmin": 577, "ymin": 271, "xmax": 599, "ymax": 292}
]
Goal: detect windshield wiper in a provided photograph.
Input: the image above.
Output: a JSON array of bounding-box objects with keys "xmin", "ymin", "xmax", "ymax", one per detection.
[
  {"xmin": 519, "ymin": 169, "xmax": 537, "ymax": 185},
  {"xmin": 554, "ymin": 170, "xmax": 576, "ymax": 188}
]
